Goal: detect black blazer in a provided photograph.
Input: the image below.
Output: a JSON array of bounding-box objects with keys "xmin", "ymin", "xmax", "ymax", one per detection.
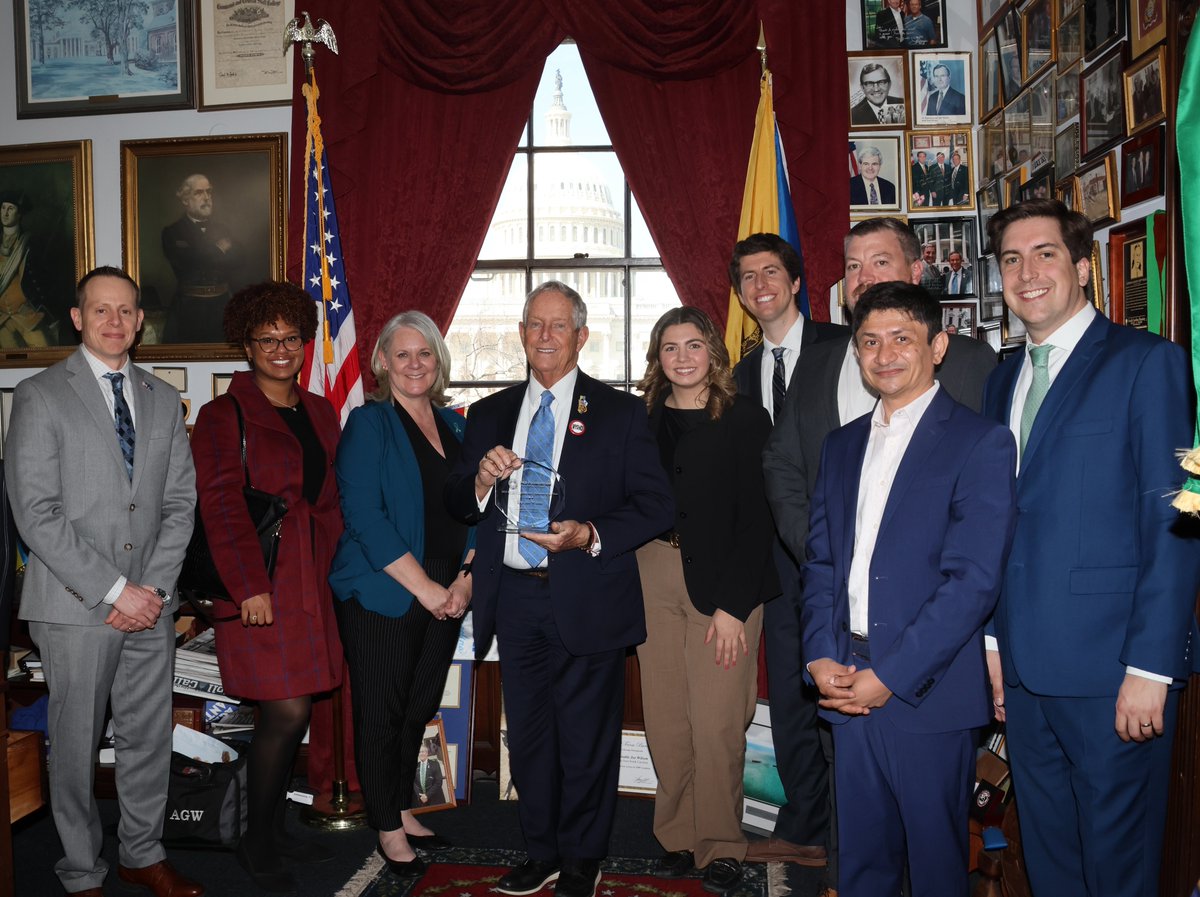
[
  {"xmin": 647, "ymin": 394, "xmax": 779, "ymax": 620},
  {"xmin": 732, "ymin": 319, "xmax": 849, "ymax": 407}
]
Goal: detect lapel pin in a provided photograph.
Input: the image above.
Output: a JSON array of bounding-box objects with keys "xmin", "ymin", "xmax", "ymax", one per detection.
[
  {"xmin": 569, "ymin": 420, "xmax": 586, "ymax": 436},
  {"xmin": 577, "ymin": 395, "xmax": 588, "ymax": 415}
]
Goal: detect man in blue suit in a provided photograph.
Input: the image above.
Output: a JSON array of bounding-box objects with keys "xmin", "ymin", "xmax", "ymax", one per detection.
[
  {"xmin": 802, "ymin": 281, "xmax": 1016, "ymax": 897},
  {"xmin": 983, "ymin": 199, "xmax": 1200, "ymax": 897},
  {"xmin": 446, "ymin": 282, "xmax": 673, "ymax": 897}
]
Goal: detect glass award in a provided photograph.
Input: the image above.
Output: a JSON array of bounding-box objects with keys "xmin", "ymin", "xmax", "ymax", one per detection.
[{"xmin": 494, "ymin": 459, "xmax": 566, "ymax": 533}]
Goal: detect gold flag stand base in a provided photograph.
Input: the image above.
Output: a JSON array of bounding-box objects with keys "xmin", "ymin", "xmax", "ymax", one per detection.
[{"xmin": 300, "ymin": 779, "xmax": 367, "ymax": 831}]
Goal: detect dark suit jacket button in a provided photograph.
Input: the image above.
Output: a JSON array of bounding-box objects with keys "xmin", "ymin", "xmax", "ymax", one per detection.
[
  {"xmin": 129, "ymin": 503, "xmax": 136, "ymax": 511},
  {"xmin": 840, "ymin": 621, "xmax": 848, "ymax": 632},
  {"xmin": 675, "ymin": 466, "xmax": 682, "ymax": 474},
  {"xmin": 124, "ymin": 543, "xmax": 133, "ymax": 551},
  {"xmin": 684, "ymin": 556, "xmax": 693, "ymax": 564},
  {"xmin": 678, "ymin": 511, "xmax": 687, "ymax": 519}
]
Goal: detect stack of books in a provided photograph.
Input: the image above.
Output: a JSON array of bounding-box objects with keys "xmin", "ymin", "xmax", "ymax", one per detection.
[
  {"xmin": 173, "ymin": 631, "xmax": 236, "ymax": 702},
  {"xmin": 7, "ymin": 646, "xmax": 43, "ymax": 682}
]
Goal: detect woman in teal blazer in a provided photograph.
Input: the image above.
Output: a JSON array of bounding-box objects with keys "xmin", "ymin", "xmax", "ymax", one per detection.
[{"xmin": 330, "ymin": 311, "xmax": 474, "ymax": 875}]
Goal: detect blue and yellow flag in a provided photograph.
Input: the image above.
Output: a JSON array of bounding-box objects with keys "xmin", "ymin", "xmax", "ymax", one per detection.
[{"xmin": 725, "ymin": 69, "xmax": 809, "ymax": 365}]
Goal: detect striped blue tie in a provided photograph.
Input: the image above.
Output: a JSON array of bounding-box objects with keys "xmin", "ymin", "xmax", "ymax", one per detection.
[
  {"xmin": 518, "ymin": 390, "xmax": 554, "ymax": 567},
  {"xmin": 105, "ymin": 372, "xmax": 135, "ymax": 480}
]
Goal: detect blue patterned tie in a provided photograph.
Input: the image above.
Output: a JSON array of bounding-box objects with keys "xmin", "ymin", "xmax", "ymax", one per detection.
[
  {"xmin": 518, "ymin": 390, "xmax": 554, "ymax": 567},
  {"xmin": 105, "ymin": 372, "xmax": 135, "ymax": 479}
]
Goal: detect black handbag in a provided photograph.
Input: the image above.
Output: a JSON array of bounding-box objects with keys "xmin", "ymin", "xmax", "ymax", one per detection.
[{"xmin": 179, "ymin": 397, "xmax": 288, "ymax": 615}]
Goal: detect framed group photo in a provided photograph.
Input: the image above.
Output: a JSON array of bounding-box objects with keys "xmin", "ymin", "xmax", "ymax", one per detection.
[
  {"xmin": 907, "ymin": 131, "xmax": 975, "ymax": 210},
  {"xmin": 120, "ymin": 133, "xmax": 287, "ymax": 359},
  {"xmin": 848, "ymin": 52, "xmax": 909, "ymax": 130},
  {"xmin": 912, "ymin": 51, "xmax": 973, "ymax": 128},
  {"xmin": 850, "ymin": 138, "xmax": 904, "ymax": 213},
  {"xmin": 13, "ymin": 0, "xmax": 194, "ymax": 118},
  {"xmin": 912, "ymin": 217, "xmax": 978, "ymax": 297},
  {"xmin": 1120, "ymin": 125, "xmax": 1163, "ymax": 208},
  {"xmin": 0, "ymin": 140, "xmax": 95, "ymax": 366},
  {"xmin": 1124, "ymin": 47, "xmax": 1166, "ymax": 136},
  {"xmin": 863, "ymin": 0, "xmax": 948, "ymax": 50},
  {"xmin": 1082, "ymin": 46, "xmax": 1127, "ymax": 158}
]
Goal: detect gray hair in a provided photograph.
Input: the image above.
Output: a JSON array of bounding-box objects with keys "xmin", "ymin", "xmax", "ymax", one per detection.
[
  {"xmin": 856, "ymin": 145, "xmax": 883, "ymax": 165},
  {"xmin": 523, "ymin": 280, "xmax": 587, "ymax": 329},
  {"xmin": 176, "ymin": 173, "xmax": 210, "ymax": 201},
  {"xmin": 369, "ymin": 310, "xmax": 452, "ymax": 407}
]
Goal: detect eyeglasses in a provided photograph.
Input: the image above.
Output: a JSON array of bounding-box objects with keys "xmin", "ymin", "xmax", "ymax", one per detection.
[
  {"xmin": 863, "ymin": 79, "xmax": 890, "ymax": 88},
  {"xmin": 250, "ymin": 335, "xmax": 304, "ymax": 351}
]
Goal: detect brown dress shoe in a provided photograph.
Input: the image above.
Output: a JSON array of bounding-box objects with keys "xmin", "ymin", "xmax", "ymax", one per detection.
[
  {"xmin": 117, "ymin": 861, "xmax": 205, "ymax": 897},
  {"xmin": 743, "ymin": 837, "xmax": 827, "ymax": 867}
]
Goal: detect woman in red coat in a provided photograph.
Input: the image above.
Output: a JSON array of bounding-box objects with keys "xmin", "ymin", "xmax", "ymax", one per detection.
[{"xmin": 192, "ymin": 282, "xmax": 344, "ymax": 893}]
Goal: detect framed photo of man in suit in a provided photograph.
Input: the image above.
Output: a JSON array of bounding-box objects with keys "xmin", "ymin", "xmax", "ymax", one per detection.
[
  {"xmin": 120, "ymin": 133, "xmax": 286, "ymax": 359},
  {"xmin": 911, "ymin": 52, "xmax": 972, "ymax": 128},
  {"xmin": 848, "ymin": 52, "xmax": 909, "ymax": 130},
  {"xmin": 412, "ymin": 718, "xmax": 457, "ymax": 814},
  {"xmin": 849, "ymin": 137, "xmax": 904, "ymax": 213},
  {"xmin": 0, "ymin": 140, "xmax": 95, "ymax": 366}
]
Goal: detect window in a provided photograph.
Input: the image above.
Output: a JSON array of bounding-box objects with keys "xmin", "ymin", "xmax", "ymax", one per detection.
[{"xmin": 445, "ymin": 42, "xmax": 680, "ymax": 404}]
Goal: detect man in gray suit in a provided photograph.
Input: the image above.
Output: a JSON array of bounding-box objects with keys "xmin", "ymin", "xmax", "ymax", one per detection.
[
  {"xmin": 760, "ymin": 217, "xmax": 995, "ymax": 893},
  {"xmin": 6, "ymin": 266, "xmax": 200, "ymax": 897}
]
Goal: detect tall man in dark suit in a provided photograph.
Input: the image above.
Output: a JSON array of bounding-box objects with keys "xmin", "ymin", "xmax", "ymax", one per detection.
[
  {"xmin": 982, "ymin": 199, "xmax": 1200, "ymax": 897},
  {"xmin": 947, "ymin": 151, "xmax": 970, "ymax": 206},
  {"xmin": 446, "ymin": 282, "xmax": 673, "ymax": 897},
  {"xmin": 802, "ymin": 281, "xmax": 1016, "ymax": 897},
  {"xmin": 762, "ymin": 216, "xmax": 996, "ymax": 892},
  {"xmin": 727, "ymin": 233, "xmax": 844, "ymax": 869},
  {"xmin": 6, "ymin": 267, "xmax": 200, "ymax": 897}
]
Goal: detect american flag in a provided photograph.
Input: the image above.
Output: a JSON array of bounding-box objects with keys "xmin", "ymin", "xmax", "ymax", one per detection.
[
  {"xmin": 299, "ymin": 85, "xmax": 363, "ymax": 425},
  {"xmin": 848, "ymin": 141, "xmax": 859, "ymax": 177}
]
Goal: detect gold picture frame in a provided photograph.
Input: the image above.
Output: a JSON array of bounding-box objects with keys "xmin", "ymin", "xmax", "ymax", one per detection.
[
  {"xmin": 120, "ymin": 133, "xmax": 287, "ymax": 360},
  {"xmin": 0, "ymin": 140, "xmax": 95, "ymax": 368}
]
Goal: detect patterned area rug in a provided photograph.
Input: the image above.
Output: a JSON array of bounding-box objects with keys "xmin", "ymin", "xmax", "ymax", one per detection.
[{"xmin": 338, "ymin": 847, "xmax": 768, "ymax": 897}]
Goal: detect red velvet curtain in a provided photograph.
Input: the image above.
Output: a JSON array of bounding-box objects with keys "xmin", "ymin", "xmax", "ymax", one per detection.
[{"xmin": 286, "ymin": 0, "xmax": 848, "ymax": 367}]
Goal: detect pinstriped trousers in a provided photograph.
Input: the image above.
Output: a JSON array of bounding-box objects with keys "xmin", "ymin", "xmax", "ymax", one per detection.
[{"xmin": 335, "ymin": 595, "xmax": 462, "ymax": 830}]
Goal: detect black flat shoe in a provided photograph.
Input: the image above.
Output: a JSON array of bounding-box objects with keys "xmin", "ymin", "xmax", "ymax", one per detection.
[
  {"xmin": 406, "ymin": 831, "xmax": 452, "ymax": 850},
  {"xmin": 236, "ymin": 842, "xmax": 298, "ymax": 893},
  {"xmin": 656, "ymin": 850, "xmax": 695, "ymax": 879},
  {"xmin": 701, "ymin": 857, "xmax": 744, "ymax": 895},
  {"xmin": 376, "ymin": 843, "xmax": 428, "ymax": 878}
]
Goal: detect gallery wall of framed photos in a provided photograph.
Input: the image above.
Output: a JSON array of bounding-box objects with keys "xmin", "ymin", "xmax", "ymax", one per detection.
[
  {"xmin": 844, "ymin": 0, "xmax": 1171, "ymax": 350},
  {"xmin": 0, "ymin": 1, "xmax": 294, "ymax": 424}
]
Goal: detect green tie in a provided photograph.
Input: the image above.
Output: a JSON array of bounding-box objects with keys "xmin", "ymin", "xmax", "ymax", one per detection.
[{"xmin": 1019, "ymin": 344, "xmax": 1052, "ymax": 458}]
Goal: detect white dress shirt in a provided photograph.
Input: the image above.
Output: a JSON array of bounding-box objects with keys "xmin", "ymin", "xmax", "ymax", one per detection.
[
  {"xmin": 837, "ymin": 341, "xmax": 879, "ymax": 426},
  {"xmin": 479, "ymin": 368, "xmax": 579, "ymax": 569},
  {"xmin": 760, "ymin": 315, "xmax": 806, "ymax": 423},
  {"xmin": 847, "ymin": 383, "xmax": 940, "ymax": 636},
  {"xmin": 992, "ymin": 303, "xmax": 1165, "ymax": 682}
]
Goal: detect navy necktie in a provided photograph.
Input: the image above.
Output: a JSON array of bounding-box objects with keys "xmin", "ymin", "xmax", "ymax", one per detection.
[{"xmin": 105, "ymin": 372, "xmax": 135, "ymax": 479}]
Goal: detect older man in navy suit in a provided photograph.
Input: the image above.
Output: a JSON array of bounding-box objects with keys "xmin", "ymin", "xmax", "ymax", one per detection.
[
  {"xmin": 447, "ymin": 282, "xmax": 672, "ymax": 897},
  {"xmin": 802, "ymin": 281, "xmax": 1016, "ymax": 897},
  {"xmin": 983, "ymin": 199, "xmax": 1200, "ymax": 897}
]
